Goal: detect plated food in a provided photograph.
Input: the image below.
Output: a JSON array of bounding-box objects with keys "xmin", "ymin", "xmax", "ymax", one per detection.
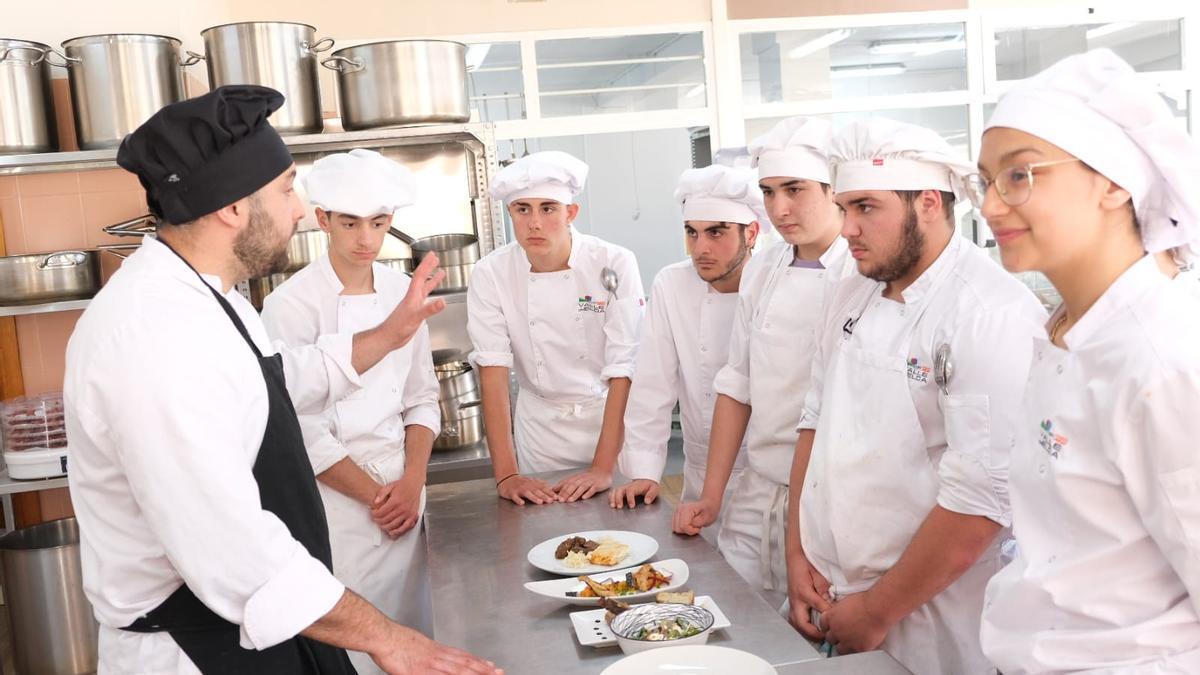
[
  {"xmin": 523, "ymin": 558, "xmax": 689, "ymax": 607},
  {"xmin": 555, "ymin": 535, "xmax": 630, "ymax": 569},
  {"xmin": 570, "ymin": 595, "xmax": 732, "ymax": 650},
  {"xmin": 608, "ymin": 603, "xmax": 716, "ymax": 654},
  {"xmin": 571, "ymin": 563, "xmax": 672, "ymax": 598},
  {"xmin": 527, "ymin": 530, "xmax": 658, "ymax": 576}
]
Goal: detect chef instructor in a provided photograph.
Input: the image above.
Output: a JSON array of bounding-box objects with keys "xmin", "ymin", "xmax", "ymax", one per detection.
[{"xmin": 64, "ymin": 86, "xmax": 500, "ymax": 674}]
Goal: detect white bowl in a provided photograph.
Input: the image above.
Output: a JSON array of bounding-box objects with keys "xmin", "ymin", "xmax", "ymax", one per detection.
[{"xmin": 608, "ymin": 603, "xmax": 715, "ymax": 655}]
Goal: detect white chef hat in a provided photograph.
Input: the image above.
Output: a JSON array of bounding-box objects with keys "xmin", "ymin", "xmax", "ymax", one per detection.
[
  {"xmin": 749, "ymin": 116, "xmax": 833, "ymax": 183},
  {"xmin": 303, "ymin": 148, "xmax": 417, "ymax": 218},
  {"xmin": 490, "ymin": 150, "xmax": 588, "ymax": 205},
  {"xmin": 829, "ymin": 117, "xmax": 975, "ymax": 201},
  {"xmin": 987, "ymin": 48, "xmax": 1200, "ymax": 255},
  {"xmin": 674, "ymin": 165, "xmax": 764, "ymax": 225}
]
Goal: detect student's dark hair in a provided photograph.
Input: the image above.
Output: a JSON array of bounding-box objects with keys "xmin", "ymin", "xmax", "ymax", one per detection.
[{"xmin": 894, "ymin": 189, "xmax": 955, "ymax": 224}]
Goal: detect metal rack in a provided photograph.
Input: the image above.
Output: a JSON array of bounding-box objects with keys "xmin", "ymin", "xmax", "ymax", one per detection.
[{"xmin": 0, "ymin": 122, "xmax": 508, "ymax": 316}]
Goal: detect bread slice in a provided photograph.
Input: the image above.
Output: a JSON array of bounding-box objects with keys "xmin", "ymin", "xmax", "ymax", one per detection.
[
  {"xmin": 655, "ymin": 590, "xmax": 695, "ymax": 605},
  {"xmin": 587, "ymin": 541, "xmax": 630, "ymax": 566}
]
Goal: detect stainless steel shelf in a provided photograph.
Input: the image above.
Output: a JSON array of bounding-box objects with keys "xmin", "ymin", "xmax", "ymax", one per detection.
[
  {"xmin": 0, "ymin": 122, "xmax": 499, "ymax": 176},
  {"xmin": 0, "ymin": 299, "xmax": 91, "ymax": 317},
  {"xmin": 0, "ymin": 469, "xmax": 67, "ymax": 496}
]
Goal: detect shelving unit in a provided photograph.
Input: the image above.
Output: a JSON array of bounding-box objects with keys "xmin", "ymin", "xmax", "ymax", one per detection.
[{"xmin": 0, "ymin": 299, "xmax": 91, "ymax": 318}]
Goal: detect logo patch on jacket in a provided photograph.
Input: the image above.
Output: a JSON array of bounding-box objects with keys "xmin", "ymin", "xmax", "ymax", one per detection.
[
  {"xmin": 906, "ymin": 357, "xmax": 931, "ymax": 383},
  {"xmin": 578, "ymin": 295, "xmax": 607, "ymax": 313},
  {"xmin": 1038, "ymin": 419, "xmax": 1068, "ymax": 458}
]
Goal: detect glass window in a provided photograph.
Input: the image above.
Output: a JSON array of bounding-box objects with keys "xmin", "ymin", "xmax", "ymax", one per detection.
[
  {"xmin": 746, "ymin": 105, "xmax": 970, "ymax": 154},
  {"xmin": 740, "ymin": 23, "xmax": 968, "ymax": 105},
  {"xmin": 535, "ymin": 33, "xmax": 707, "ymax": 117},
  {"xmin": 995, "ymin": 20, "xmax": 1183, "ymax": 81},
  {"xmin": 467, "ymin": 42, "xmax": 525, "ymax": 122}
]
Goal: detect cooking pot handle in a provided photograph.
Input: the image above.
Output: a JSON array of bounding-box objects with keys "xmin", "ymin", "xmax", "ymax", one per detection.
[
  {"xmin": 0, "ymin": 46, "xmax": 49, "ymax": 66},
  {"xmin": 43, "ymin": 48, "xmax": 80, "ymax": 68},
  {"xmin": 181, "ymin": 50, "xmax": 205, "ymax": 66},
  {"xmin": 38, "ymin": 251, "xmax": 89, "ymax": 269},
  {"xmin": 320, "ymin": 55, "xmax": 365, "ymax": 73},
  {"xmin": 96, "ymin": 244, "xmax": 140, "ymax": 260},
  {"xmin": 304, "ymin": 37, "xmax": 336, "ymax": 54},
  {"xmin": 103, "ymin": 214, "xmax": 158, "ymax": 237}
]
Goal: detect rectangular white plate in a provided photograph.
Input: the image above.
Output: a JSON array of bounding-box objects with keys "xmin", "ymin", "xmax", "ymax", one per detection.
[{"xmin": 570, "ymin": 596, "xmax": 731, "ymax": 648}]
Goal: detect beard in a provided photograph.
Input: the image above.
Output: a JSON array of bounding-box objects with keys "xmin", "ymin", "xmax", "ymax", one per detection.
[
  {"xmin": 696, "ymin": 226, "xmax": 751, "ymax": 283},
  {"xmin": 861, "ymin": 205, "xmax": 924, "ymax": 283},
  {"xmin": 234, "ymin": 195, "xmax": 293, "ymax": 279}
]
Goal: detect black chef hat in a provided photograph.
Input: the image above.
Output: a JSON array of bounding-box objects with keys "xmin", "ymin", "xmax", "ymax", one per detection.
[{"xmin": 116, "ymin": 85, "xmax": 294, "ymax": 225}]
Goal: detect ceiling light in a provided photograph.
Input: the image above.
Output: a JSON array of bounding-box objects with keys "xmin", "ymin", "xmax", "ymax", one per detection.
[
  {"xmin": 786, "ymin": 29, "xmax": 852, "ymax": 60},
  {"xmin": 830, "ymin": 64, "xmax": 907, "ymax": 78},
  {"xmin": 1086, "ymin": 22, "xmax": 1137, "ymax": 41},
  {"xmin": 868, "ymin": 37, "xmax": 964, "ymax": 56}
]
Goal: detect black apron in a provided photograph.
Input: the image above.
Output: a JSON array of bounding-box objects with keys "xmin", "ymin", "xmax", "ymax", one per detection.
[{"xmin": 123, "ymin": 242, "xmax": 356, "ymax": 675}]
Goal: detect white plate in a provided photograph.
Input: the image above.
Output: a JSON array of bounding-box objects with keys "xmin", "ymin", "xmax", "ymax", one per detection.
[
  {"xmin": 525, "ymin": 559, "xmax": 689, "ymax": 607},
  {"xmin": 600, "ymin": 645, "xmax": 777, "ymax": 674},
  {"xmin": 571, "ymin": 595, "xmax": 730, "ymax": 648},
  {"xmin": 526, "ymin": 530, "xmax": 658, "ymax": 576}
]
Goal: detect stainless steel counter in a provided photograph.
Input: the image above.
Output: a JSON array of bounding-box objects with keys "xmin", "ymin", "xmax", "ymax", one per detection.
[
  {"xmin": 423, "ymin": 471, "xmax": 821, "ymax": 674},
  {"xmin": 776, "ymin": 651, "xmax": 912, "ymax": 674},
  {"xmin": 426, "ymin": 441, "xmax": 493, "ymax": 485}
]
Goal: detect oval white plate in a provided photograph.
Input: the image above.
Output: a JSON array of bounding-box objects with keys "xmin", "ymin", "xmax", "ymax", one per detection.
[
  {"xmin": 600, "ymin": 645, "xmax": 777, "ymax": 674},
  {"xmin": 523, "ymin": 558, "xmax": 688, "ymax": 606},
  {"xmin": 526, "ymin": 530, "xmax": 658, "ymax": 576}
]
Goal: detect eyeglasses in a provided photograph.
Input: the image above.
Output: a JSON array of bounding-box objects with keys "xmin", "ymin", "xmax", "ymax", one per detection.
[{"xmin": 966, "ymin": 158, "xmax": 1082, "ymax": 209}]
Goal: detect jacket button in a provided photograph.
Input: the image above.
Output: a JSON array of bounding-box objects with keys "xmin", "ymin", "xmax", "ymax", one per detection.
[{"xmin": 1056, "ymin": 364, "xmax": 1064, "ymax": 374}]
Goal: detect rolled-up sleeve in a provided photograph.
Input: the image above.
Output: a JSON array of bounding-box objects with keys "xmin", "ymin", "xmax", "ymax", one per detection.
[
  {"xmin": 467, "ymin": 260, "xmax": 515, "ymax": 369},
  {"xmin": 91, "ymin": 312, "xmax": 344, "ymax": 650},
  {"xmin": 619, "ymin": 273, "xmax": 679, "ymax": 482},
  {"xmin": 936, "ymin": 305, "xmax": 1041, "ymax": 526},
  {"xmin": 712, "ymin": 285, "xmax": 754, "ymax": 405},
  {"xmin": 401, "ymin": 324, "xmax": 442, "ymax": 435},
  {"xmin": 601, "ymin": 248, "xmax": 645, "ymax": 381}
]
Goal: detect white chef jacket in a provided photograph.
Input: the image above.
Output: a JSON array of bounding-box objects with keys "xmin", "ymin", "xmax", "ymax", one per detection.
[
  {"xmin": 982, "ymin": 256, "xmax": 1200, "ymax": 674},
  {"xmin": 714, "ymin": 239, "xmax": 854, "ymax": 467},
  {"xmin": 64, "ymin": 237, "xmax": 358, "ymax": 672},
  {"xmin": 260, "ymin": 253, "xmax": 441, "ymax": 474},
  {"xmin": 618, "ymin": 259, "xmax": 745, "ymax": 494},
  {"xmin": 798, "ymin": 234, "xmax": 1045, "ymax": 522},
  {"xmin": 797, "ymin": 234, "xmax": 1045, "ymax": 674},
  {"xmin": 711, "ymin": 238, "xmax": 855, "ymax": 600},
  {"xmin": 466, "ymin": 228, "xmax": 643, "ymax": 402}
]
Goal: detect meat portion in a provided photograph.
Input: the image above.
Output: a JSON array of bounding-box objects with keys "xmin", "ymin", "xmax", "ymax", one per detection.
[{"xmin": 554, "ymin": 535, "xmax": 600, "ymax": 559}]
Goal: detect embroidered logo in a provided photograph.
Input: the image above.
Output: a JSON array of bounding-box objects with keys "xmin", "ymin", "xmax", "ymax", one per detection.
[
  {"xmin": 577, "ymin": 295, "xmax": 607, "ymax": 313},
  {"xmin": 1038, "ymin": 419, "xmax": 1068, "ymax": 458},
  {"xmin": 872, "ymin": 158, "xmax": 885, "ymax": 166},
  {"xmin": 906, "ymin": 356, "xmax": 931, "ymax": 383}
]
